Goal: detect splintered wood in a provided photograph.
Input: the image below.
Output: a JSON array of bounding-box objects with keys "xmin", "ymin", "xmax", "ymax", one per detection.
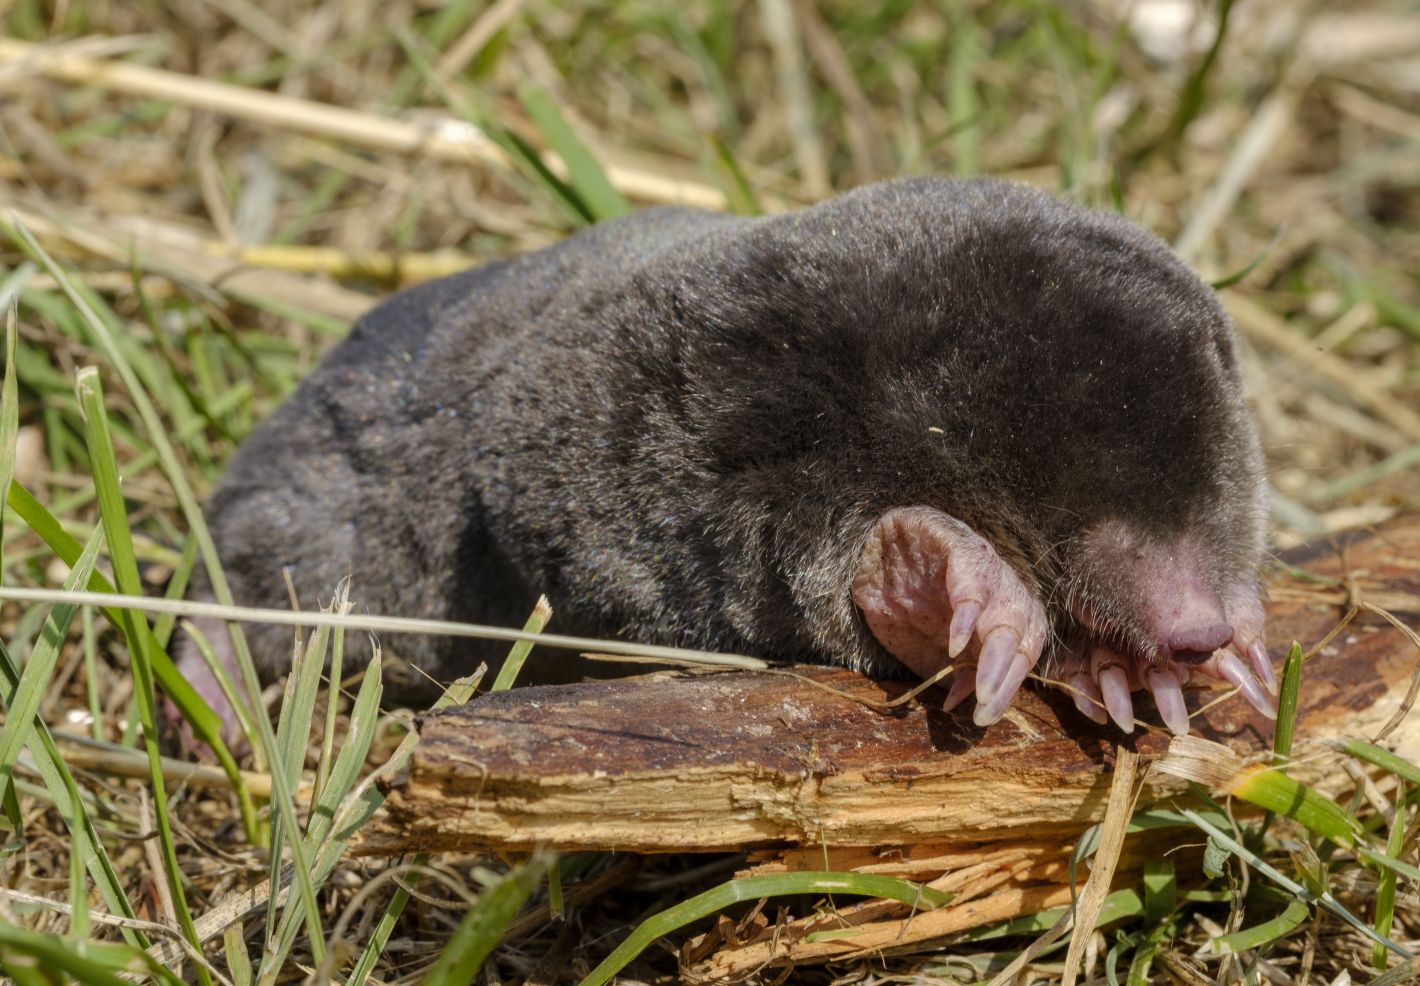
[{"xmin": 361, "ymin": 518, "xmax": 1420, "ymax": 970}]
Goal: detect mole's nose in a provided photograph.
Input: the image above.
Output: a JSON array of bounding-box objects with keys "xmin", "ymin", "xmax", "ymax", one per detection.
[{"xmin": 1163, "ymin": 622, "xmax": 1233, "ymax": 663}]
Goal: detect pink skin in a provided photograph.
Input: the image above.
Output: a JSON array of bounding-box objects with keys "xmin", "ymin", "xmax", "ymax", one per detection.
[
  {"xmin": 852, "ymin": 506, "xmax": 1050, "ymax": 726},
  {"xmin": 163, "ymin": 616, "xmax": 251, "ymax": 759},
  {"xmin": 852, "ymin": 506, "xmax": 1277, "ymax": 734}
]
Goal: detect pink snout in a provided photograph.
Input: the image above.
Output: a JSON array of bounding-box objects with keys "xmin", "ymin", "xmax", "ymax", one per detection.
[{"xmin": 1162, "ymin": 621, "xmax": 1234, "ymax": 663}]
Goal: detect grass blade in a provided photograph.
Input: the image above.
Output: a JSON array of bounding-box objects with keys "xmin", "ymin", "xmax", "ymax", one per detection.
[
  {"xmin": 68, "ymin": 826, "xmax": 88, "ymax": 939},
  {"xmin": 278, "ymin": 598, "xmax": 337, "ymax": 800},
  {"xmin": 948, "ymin": 8, "xmax": 981, "ymax": 174},
  {"xmin": 180, "ymin": 620, "xmax": 262, "ymax": 758},
  {"xmin": 1355, "ymin": 844, "xmax": 1420, "ymax": 883},
  {"xmin": 307, "ymin": 653, "xmax": 383, "ymax": 850},
  {"xmin": 0, "ymin": 621, "xmax": 148, "ymax": 949},
  {"xmin": 225, "ymin": 923, "xmax": 253, "ymax": 986},
  {"xmin": 494, "ymin": 125, "xmax": 593, "ymax": 225},
  {"xmin": 263, "ymin": 609, "xmax": 336, "ymax": 951},
  {"xmin": 342, "ymin": 853, "xmax": 427, "ymax": 986},
  {"xmin": 422, "ymin": 853, "xmax": 556, "ymax": 986},
  {"xmin": 579, "ymin": 873, "xmax": 951, "ymax": 986},
  {"xmin": 963, "ymin": 890, "xmax": 1144, "ymax": 943},
  {"xmin": 1341, "ymin": 740, "xmax": 1420, "ymax": 787},
  {"xmin": 1161, "ymin": 0, "xmax": 1237, "ymax": 151},
  {"xmin": 391, "ymin": 28, "xmax": 592, "ymax": 225},
  {"xmin": 1229, "ymin": 766, "xmax": 1363, "ymax": 845},
  {"xmin": 705, "ymin": 132, "xmax": 762, "ymax": 215},
  {"xmin": 267, "ymin": 664, "xmax": 489, "ymax": 970},
  {"xmin": 312, "ymin": 593, "xmax": 348, "ymax": 811},
  {"xmin": 347, "ymin": 601, "xmax": 547, "ymax": 983},
  {"xmin": 1210, "ymin": 236, "xmax": 1278, "ymax": 290},
  {"xmin": 1272, "ymin": 641, "xmax": 1303, "ymax": 766},
  {"xmin": 0, "ymin": 643, "xmax": 148, "ymax": 946},
  {"xmin": 1, "ymin": 275, "xmax": 26, "ymax": 576},
  {"xmin": 260, "ymin": 590, "xmax": 348, "ymax": 977},
  {"xmin": 75, "ymin": 367, "xmax": 210, "ymax": 986},
  {"xmin": 1374, "ymin": 777, "xmax": 1408, "ymax": 969},
  {"xmin": 10, "ymin": 221, "xmax": 325, "ymax": 955},
  {"xmin": 4, "ymin": 480, "xmax": 260, "ymax": 841},
  {"xmin": 489, "ymin": 596, "xmax": 552, "ymax": 691},
  {"xmin": 153, "ymin": 534, "xmax": 199, "ymax": 647},
  {"xmin": 1141, "ymin": 857, "xmax": 1176, "ymax": 927},
  {"xmin": 0, "ymin": 922, "xmax": 182, "ymax": 986},
  {"xmin": 0, "ymin": 526, "xmax": 103, "ymax": 812},
  {"xmin": 1204, "ymin": 898, "xmax": 1310, "ymax": 955},
  {"xmin": 1181, "ymin": 808, "xmax": 1410, "ymax": 958},
  {"xmin": 518, "ymin": 85, "xmax": 630, "ymax": 221},
  {"xmin": 0, "ymin": 279, "xmax": 26, "ymax": 838}
]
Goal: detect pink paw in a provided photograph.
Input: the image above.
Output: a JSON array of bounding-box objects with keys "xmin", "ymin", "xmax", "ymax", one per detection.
[{"xmin": 852, "ymin": 506, "xmax": 1049, "ymax": 726}]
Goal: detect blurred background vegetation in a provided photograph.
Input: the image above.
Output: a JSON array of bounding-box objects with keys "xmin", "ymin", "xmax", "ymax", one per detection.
[{"xmin": 1, "ymin": 0, "xmax": 1419, "ymax": 982}]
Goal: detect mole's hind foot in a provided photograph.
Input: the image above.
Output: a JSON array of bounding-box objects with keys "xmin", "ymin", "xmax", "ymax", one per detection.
[
  {"xmin": 164, "ymin": 615, "xmax": 250, "ymax": 759},
  {"xmin": 852, "ymin": 506, "xmax": 1049, "ymax": 726}
]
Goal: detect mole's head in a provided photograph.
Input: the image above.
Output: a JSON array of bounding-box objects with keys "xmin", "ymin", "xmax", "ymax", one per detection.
[
  {"xmin": 840, "ymin": 178, "xmax": 1272, "ymax": 729},
  {"xmin": 971, "ymin": 197, "xmax": 1269, "ymax": 675}
]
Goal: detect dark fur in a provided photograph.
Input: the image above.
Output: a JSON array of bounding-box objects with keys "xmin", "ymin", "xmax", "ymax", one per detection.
[{"xmin": 202, "ymin": 177, "xmax": 1265, "ymax": 689}]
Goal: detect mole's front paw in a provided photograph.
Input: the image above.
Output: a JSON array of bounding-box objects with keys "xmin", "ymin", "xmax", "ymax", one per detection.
[{"xmin": 852, "ymin": 506, "xmax": 1049, "ymax": 726}]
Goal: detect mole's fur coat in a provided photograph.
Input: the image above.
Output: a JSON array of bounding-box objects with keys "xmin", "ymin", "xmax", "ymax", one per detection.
[{"xmin": 193, "ymin": 177, "xmax": 1274, "ymax": 734}]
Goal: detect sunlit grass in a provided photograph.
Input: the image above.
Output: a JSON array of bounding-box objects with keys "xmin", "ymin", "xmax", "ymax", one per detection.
[{"xmin": 0, "ymin": 0, "xmax": 1417, "ymax": 981}]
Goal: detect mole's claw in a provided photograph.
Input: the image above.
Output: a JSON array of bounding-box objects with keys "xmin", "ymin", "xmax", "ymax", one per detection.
[
  {"xmin": 974, "ymin": 627, "xmax": 1019, "ymax": 708},
  {"xmin": 947, "ymin": 600, "xmax": 982, "ymax": 658},
  {"xmin": 1248, "ymin": 640, "xmax": 1278, "ymax": 696},
  {"xmin": 1068, "ymin": 671, "xmax": 1109, "ymax": 725},
  {"xmin": 1147, "ymin": 669, "xmax": 1190, "ymax": 736},
  {"xmin": 941, "ymin": 668, "xmax": 976, "ymax": 712},
  {"xmin": 1098, "ymin": 665, "xmax": 1135, "ymax": 733},
  {"xmin": 974, "ymin": 651, "xmax": 1030, "ymax": 726},
  {"xmin": 1217, "ymin": 651, "xmax": 1277, "ymax": 718}
]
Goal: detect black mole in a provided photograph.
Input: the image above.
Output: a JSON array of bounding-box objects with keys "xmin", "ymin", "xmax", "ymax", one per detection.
[{"xmin": 186, "ymin": 177, "xmax": 1276, "ymax": 738}]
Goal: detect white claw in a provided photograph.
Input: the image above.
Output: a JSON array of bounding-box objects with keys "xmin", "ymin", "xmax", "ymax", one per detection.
[
  {"xmin": 1147, "ymin": 669, "xmax": 1191, "ymax": 736},
  {"xmin": 1098, "ymin": 665, "xmax": 1135, "ymax": 733},
  {"xmin": 947, "ymin": 600, "xmax": 983, "ymax": 658},
  {"xmin": 1069, "ymin": 672, "xmax": 1109, "ymax": 725},
  {"xmin": 1218, "ymin": 651, "xmax": 1278, "ymax": 719},
  {"xmin": 1248, "ymin": 640, "xmax": 1278, "ymax": 696},
  {"xmin": 974, "ymin": 627, "xmax": 1018, "ymax": 709},
  {"xmin": 940, "ymin": 669, "xmax": 976, "ymax": 713},
  {"xmin": 974, "ymin": 652, "xmax": 1031, "ymax": 726}
]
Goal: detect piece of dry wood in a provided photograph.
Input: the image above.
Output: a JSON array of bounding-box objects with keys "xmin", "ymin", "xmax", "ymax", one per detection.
[{"xmin": 362, "ymin": 514, "xmax": 1420, "ymax": 859}]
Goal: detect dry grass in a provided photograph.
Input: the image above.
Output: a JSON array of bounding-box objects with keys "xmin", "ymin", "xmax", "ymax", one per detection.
[{"xmin": 1, "ymin": 0, "xmax": 1419, "ymax": 982}]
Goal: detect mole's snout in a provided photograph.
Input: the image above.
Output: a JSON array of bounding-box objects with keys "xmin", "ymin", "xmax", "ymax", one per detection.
[
  {"xmin": 1163, "ymin": 622, "xmax": 1234, "ymax": 664},
  {"xmin": 1149, "ymin": 573, "xmax": 1231, "ymax": 664}
]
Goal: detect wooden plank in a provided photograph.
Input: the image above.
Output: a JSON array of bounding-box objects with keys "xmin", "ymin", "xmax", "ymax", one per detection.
[{"xmin": 358, "ymin": 514, "xmax": 1420, "ymax": 857}]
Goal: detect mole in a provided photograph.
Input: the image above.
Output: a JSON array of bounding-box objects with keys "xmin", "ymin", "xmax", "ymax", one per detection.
[{"xmin": 182, "ymin": 176, "xmax": 1277, "ymax": 740}]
